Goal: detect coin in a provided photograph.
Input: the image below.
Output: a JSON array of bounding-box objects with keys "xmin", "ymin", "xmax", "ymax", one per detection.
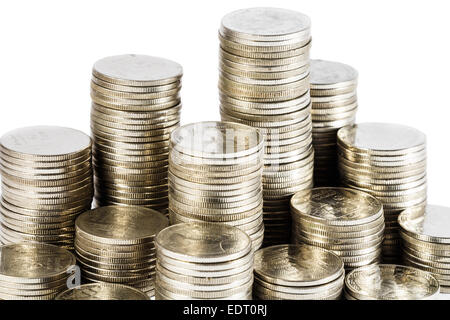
[{"xmin": 55, "ymin": 283, "xmax": 150, "ymax": 300}]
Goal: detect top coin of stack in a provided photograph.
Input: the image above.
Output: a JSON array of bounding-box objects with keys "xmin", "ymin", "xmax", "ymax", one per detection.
[
  {"xmin": 74, "ymin": 205, "xmax": 169, "ymax": 297},
  {"xmin": 344, "ymin": 264, "xmax": 440, "ymax": 300},
  {"xmin": 253, "ymin": 244, "xmax": 344, "ymax": 300},
  {"xmin": 309, "ymin": 59, "xmax": 358, "ymax": 186},
  {"xmin": 0, "ymin": 243, "xmax": 76, "ymax": 300},
  {"xmin": 219, "ymin": 7, "xmax": 314, "ymax": 246},
  {"xmin": 0, "ymin": 126, "xmax": 93, "ymax": 249},
  {"xmin": 55, "ymin": 283, "xmax": 150, "ymax": 300},
  {"xmin": 168, "ymin": 121, "xmax": 264, "ymax": 250},
  {"xmin": 291, "ymin": 187, "xmax": 384, "ymax": 271},
  {"xmin": 337, "ymin": 123, "xmax": 427, "ymax": 261},
  {"xmin": 399, "ymin": 205, "xmax": 450, "ymax": 294},
  {"xmin": 90, "ymin": 54, "xmax": 183, "ymax": 215},
  {"xmin": 155, "ymin": 222, "xmax": 254, "ymax": 300}
]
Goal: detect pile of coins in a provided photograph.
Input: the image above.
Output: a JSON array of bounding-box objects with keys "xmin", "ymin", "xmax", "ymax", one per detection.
[
  {"xmin": 253, "ymin": 244, "xmax": 344, "ymax": 300},
  {"xmin": 291, "ymin": 187, "xmax": 384, "ymax": 270},
  {"xmin": 56, "ymin": 283, "xmax": 149, "ymax": 300},
  {"xmin": 0, "ymin": 126, "xmax": 93, "ymax": 249},
  {"xmin": 75, "ymin": 206, "xmax": 168, "ymax": 297},
  {"xmin": 0, "ymin": 243, "xmax": 75, "ymax": 300},
  {"xmin": 168, "ymin": 122, "xmax": 264, "ymax": 250},
  {"xmin": 155, "ymin": 223, "xmax": 254, "ymax": 300},
  {"xmin": 344, "ymin": 264, "xmax": 440, "ymax": 300},
  {"xmin": 399, "ymin": 205, "xmax": 450, "ymax": 293},
  {"xmin": 90, "ymin": 54, "xmax": 183, "ymax": 215},
  {"xmin": 310, "ymin": 59, "xmax": 358, "ymax": 186},
  {"xmin": 337, "ymin": 123, "xmax": 427, "ymax": 261},
  {"xmin": 219, "ymin": 8, "xmax": 314, "ymax": 246}
]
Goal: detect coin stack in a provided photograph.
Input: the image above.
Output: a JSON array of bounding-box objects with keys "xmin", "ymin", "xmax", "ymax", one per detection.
[
  {"xmin": 0, "ymin": 126, "xmax": 93, "ymax": 249},
  {"xmin": 55, "ymin": 283, "xmax": 150, "ymax": 300},
  {"xmin": 344, "ymin": 264, "xmax": 440, "ymax": 300},
  {"xmin": 74, "ymin": 206, "xmax": 168, "ymax": 297},
  {"xmin": 310, "ymin": 59, "xmax": 358, "ymax": 186},
  {"xmin": 291, "ymin": 187, "xmax": 384, "ymax": 271},
  {"xmin": 168, "ymin": 122, "xmax": 264, "ymax": 250},
  {"xmin": 90, "ymin": 54, "xmax": 182, "ymax": 215},
  {"xmin": 155, "ymin": 223, "xmax": 254, "ymax": 300},
  {"xmin": 219, "ymin": 7, "xmax": 314, "ymax": 246},
  {"xmin": 337, "ymin": 123, "xmax": 427, "ymax": 261},
  {"xmin": 399, "ymin": 205, "xmax": 450, "ymax": 294},
  {"xmin": 0, "ymin": 243, "xmax": 76, "ymax": 300},
  {"xmin": 253, "ymin": 244, "xmax": 344, "ymax": 300}
]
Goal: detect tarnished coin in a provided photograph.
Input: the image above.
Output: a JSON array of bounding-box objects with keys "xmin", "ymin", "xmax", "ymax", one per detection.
[{"xmin": 55, "ymin": 283, "xmax": 149, "ymax": 300}]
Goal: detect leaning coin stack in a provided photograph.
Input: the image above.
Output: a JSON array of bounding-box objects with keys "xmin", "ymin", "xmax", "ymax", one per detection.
[
  {"xmin": 344, "ymin": 264, "xmax": 440, "ymax": 300},
  {"xmin": 0, "ymin": 126, "xmax": 93, "ymax": 249},
  {"xmin": 253, "ymin": 244, "xmax": 344, "ymax": 300},
  {"xmin": 337, "ymin": 123, "xmax": 427, "ymax": 261},
  {"xmin": 309, "ymin": 59, "xmax": 358, "ymax": 186},
  {"xmin": 0, "ymin": 243, "xmax": 76, "ymax": 300},
  {"xmin": 399, "ymin": 205, "xmax": 450, "ymax": 294},
  {"xmin": 155, "ymin": 223, "xmax": 254, "ymax": 300},
  {"xmin": 55, "ymin": 283, "xmax": 150, "ymax": 300},
  {"xmin": 90, "ymin": 54, "xmax": 182, "ymax": 215},
  {"xmin": 74, "ymin": 206, "xmax": 168, "ymax": 298},
  {"xmin": 291, "ymin": 187, "xmax": 384, "ymax": 271},
  {"xmin": 168, "ymin": 122, "xmax": 264, "ymax": 250},
  {"xmin": 219, "ymin": 8, "xmax": 314, "ymax": 246}
]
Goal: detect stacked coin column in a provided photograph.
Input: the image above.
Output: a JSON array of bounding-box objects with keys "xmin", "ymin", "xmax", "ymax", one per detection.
[
  {"xmin": 155, "ymin": 223, "xmax": 254, "ymax": 300},
  {"xmin": 74, "ymin": 206, "xmax": 168, "ymax": 298},
  {"xmin": 290, "ymin": 188, "xmax": 385, "ymax": 271},
  {"xmin": 309, "ymin": 59, "xmax": 358, "ymax": 186},
  {"xmin": 0, "ymin": 126, "xmax": 93, "ymax": 249},
  {"xmin": 337, "ymin": 123, "xmax": 427, "ymax": 262},
  {"xmin": 168, "ymin": 121, "xmax": 264, "ymax": 250},
  {"xmin": 90, "ymin": 54, "xmax": 182, "ymax": 215},
  {"xmin": 219, "ymin": 8, "xmax": 314, "ymax": 246}
]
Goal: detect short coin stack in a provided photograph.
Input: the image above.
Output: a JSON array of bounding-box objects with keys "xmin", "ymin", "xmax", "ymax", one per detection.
[
  {"xmin": 309, "ymin": 59, "xmax": 358, "ymax": 186},
  {"xmin": 155, "ymin": 223, "xmax": 254, "ymax": 300},
  {"xmin": 168, "ymin": 122, "xmax": 264, "ymax": 250},
  {"xmin": 0, "ymin": 126, "xmax": 93, "ymax": 249},
  {"xmin": 399, "ymin": 205, "xmax": 450, "ymax": 294},
  {"xmin": 337, "ymin": 123, "xmax": 427, "ymax": 261},
  {"xmin": 291, "ymin": 187, "xmax": 384, "ymax": 271},
  {"xmin": 0, "ymin": 243, "xmax": 76, "ymax": 300},
  {"xmin": 75, "ymin": 205, "xmax": 168, "ymax": 297},
  {"xmin": 90, "ymin": 54, "xmax": 183, "ymax": 215},
  {"xmin": 219, "ymin": 7, "xmax": 314, "ymax": 246},
  {"xmin": 253, "ymin": 244, "xmax": 344, "ymax": 300},
  {"xmin": 344, "ymin": 264, "xmax": 440, "ymax": 300},
  {"xmin": 55, "ymin": 283, "xmax": 150, "ymax": 300}
]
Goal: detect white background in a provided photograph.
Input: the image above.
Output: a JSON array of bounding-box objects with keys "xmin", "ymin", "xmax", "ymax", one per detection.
[{"xmin": 0, "ymin": 0, "xmax": 448, "ymax": 205}]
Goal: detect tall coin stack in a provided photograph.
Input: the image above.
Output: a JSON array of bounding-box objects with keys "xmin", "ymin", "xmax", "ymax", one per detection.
[
  {"xmin": 344, "ymin": 264, "xmax": 440, "ymax": 300},
  {"xmin": 337, "ymin": 123, "xmax": 427, "ymax": 262},
  {"xmin": 291, "ymin": 188, "xmax": 384, "ymax": 271},
  {"xmin": 155, "ymin": 223, "xmax": 254, "ymax": 300},
  {"xmin": 75, "ymin": 206, "xmax": 168, "ymax": 298},
  {"xmin": 399, "ymin": 205, "xmax": 450, "ymax": 293},
  {"xmin": 0, "ymin": 126, "xmax": 93, "ymax": 249},
  {"xmin": 219, "ymin": 8, "xmax": 314, "ymax": 246},
  {"xmin": 253, "ymin": 244, "xmax": 344, "ymax": 300},
  {"xmin": 90, "ymin": 54, "xmax": 182, "ymax": 215},
  {"xmin": 168, "ymin": 122, "xmax": 264, "ymax": 250},
  {"xmin": 310, "ymin": 59, "xmax": 358, "ymax": 186},
  {"xmin": 0, "ymin": 243, "xmax": 76, "ymax": 300}
]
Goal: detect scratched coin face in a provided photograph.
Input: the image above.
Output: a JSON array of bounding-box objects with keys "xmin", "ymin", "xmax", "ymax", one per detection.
[
  {"xmin": 345, "ymin": 264, "xmax": 440, "ymax": 300},
  {"xmin": 55, "ymin": 283, "xmax": 149, "ymax": 300},
  {"xmin": 75, "ymin": 206, "xmax": 168, "ymax": 245},
  {"xmin": 290, "ymin": 187, "xmax": 383, "ymax": 226},
  {"xmin": 0, "ymin": 243, "xmax": 76, "ymax": 282},
  {"xmin": 254, "ymin": 244, "xmax": 343, "ymax": 286},
  {"xmin": 155, "ymin": 222, "xmax": 252, "ymax": 263},
  {"xmin": 310, "ymin": 59, "xmax": 358, "ymax": 86}
]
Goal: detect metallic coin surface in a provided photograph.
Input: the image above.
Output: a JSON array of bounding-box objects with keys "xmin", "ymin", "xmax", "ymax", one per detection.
[{"xmin": 55, "ymin": 283, "xmax": 150, "ymax": 300}]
